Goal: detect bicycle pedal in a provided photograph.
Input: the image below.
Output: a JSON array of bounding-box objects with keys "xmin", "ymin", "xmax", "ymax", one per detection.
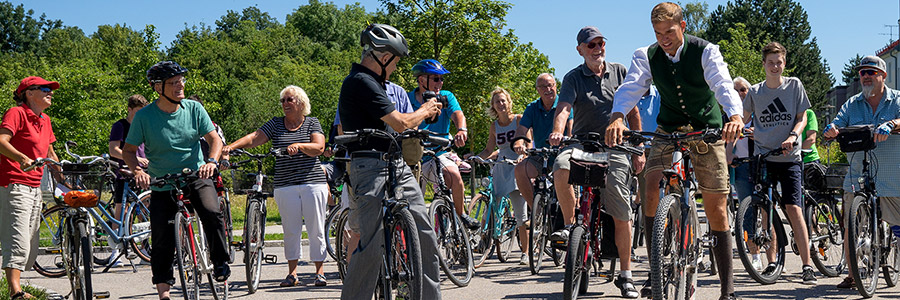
[
  {"xmin": 264, "ymin": 254, "xmax": 278, "ymax": 264},
  {"xmin": 230, "ymin": 241, "xmax": 243, "ymax": 247},
  {"xmin": 93, "ymin": 291, "xmax": 110, "ymax": 299}
]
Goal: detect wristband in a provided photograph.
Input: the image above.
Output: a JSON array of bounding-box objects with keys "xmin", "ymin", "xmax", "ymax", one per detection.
[
  {"xmin": 457, "ymin": 127, "xmax": 467, "ymax": 132},
  {"xmin": 823, "ymin": 123, "xmax": 834, "ymax": 133}
]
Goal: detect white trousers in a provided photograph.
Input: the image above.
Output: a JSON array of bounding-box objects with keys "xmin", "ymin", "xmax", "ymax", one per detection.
[{"xmin": 273, "ymin": 183, "xmax": 329, "ymax": 262}]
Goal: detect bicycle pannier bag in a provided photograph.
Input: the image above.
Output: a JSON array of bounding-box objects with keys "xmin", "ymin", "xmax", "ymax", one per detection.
[
  {"xmin": 836, "ymin": 125, "xmax": 876, "ymax": 153},
  {"xmin": 568, "ymin": 148, "xmax": 609, "ymax": 188}
]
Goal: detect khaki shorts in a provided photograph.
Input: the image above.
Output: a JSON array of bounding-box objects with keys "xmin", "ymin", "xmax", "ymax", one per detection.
[
  {"xmin": 645, "ymin": 128, "xmax": 729, "ymax": 195},
  {"xmin": 0, "ymin": 183, "xmax": 43, "ymax": 271},
  {"xmin": 553, "ymin": 145, "xmax": 635, "ymax": 222}
]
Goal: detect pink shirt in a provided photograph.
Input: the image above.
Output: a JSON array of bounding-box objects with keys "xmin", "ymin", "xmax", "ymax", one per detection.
[{"xmin": 1, "ymin": 104, "xmax": 56, "ymax": 187}]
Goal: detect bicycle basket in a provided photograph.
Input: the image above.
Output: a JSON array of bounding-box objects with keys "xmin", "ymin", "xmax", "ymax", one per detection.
[
  {"xmin": 229, "ymin": 169, "xmax": 273, "ymax": 194},
  {"xmin": 836, "ymin": 125, "xmax": 876, "ymax": 153},
  {"xmin": 63, "ymin": 190, "xmax": 99, "ymax": 207},
  {"xmin": 567, "ymin": 148, "xmax": 609, "ymax": 188},
  {"xmin": 825, "ymin": 163, "xmax": 849, "ymax": 190}
]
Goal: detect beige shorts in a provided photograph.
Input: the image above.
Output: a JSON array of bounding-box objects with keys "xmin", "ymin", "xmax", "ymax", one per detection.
[
  {"xmin": 645, "ymin": 128, "xmax": 730, "ymax": 195},
  {"xmin": 0, "ymin": 183, "xmax": 43, "ymax": 271}
]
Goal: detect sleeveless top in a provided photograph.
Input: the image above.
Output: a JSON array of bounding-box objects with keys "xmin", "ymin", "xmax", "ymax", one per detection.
[{"xmin": 492, "ymin": 116, "xmax": 520, "ymax": 198}]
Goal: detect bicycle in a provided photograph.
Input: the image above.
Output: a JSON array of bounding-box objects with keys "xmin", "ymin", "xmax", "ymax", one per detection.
[
  {"xmin": 838, "ymin": 126, "xmax": 900, "ymax": 298},
  {"xmin": 465, "ymin": 156, "xmax": 518, "ymax": 269},
  {"xmin": 422, "ymin": 139, "xmax": 474, "ymax": 287},
  {"xmin": 334, "ymin": 128, "xmax": 449, "ymax": 299},
  {"xmin": 224, "ymin": 148, "xmax": 283, "ymax": 294},
  {"xmin": 150, "ymin": 170, "xmax": 228, "ymax": 300},
  {"xmin": 559, "ymin": 132, "xmax": 643, "ymax": 300},
  {"xmin": 28, "ymin": 154, "xmax": 119, "ymax": 300},
  {"xmin": 520, "ymin": 146, "xmax": 564, "ymax": 275},
  {"xmin": 625, "ymin": 128, "xmax": 721, "ymax": 300},
  {"xmin": 801, "ymin": 148, "xmax": 846, "ymax": 278}
]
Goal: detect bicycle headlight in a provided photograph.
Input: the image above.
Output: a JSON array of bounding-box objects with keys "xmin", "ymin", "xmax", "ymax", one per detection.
[{"xmin": 480, "ymin": 177, "xmax": 491, "ymax": 188}]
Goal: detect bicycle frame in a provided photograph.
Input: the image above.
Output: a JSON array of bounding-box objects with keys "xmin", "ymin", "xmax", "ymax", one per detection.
[{"xmin": 88, "ymin": 184, "xmax": 151, "ymax": 250}]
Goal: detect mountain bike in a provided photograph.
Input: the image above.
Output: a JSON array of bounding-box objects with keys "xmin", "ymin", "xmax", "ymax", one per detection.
[
  {"xmin": 334, "ymin": 128, "xmax": 449, "ymax": 299},
  {"xmin": 424, "ymin": 141, "xmax": 474, "ymax": 287},
  {"xmin": 626, "ymin": 128, "xmax": 721, "ymax": 300},
  {"xmin": 838, "ymin": 126, "xmax": 900, "ymax": 298},
  {"xmin": 465, "ymin": 156, "xmax": 518, "ymax": 268},
  {"xmin": 801, "ymin": 154, "xmax": 845, "ymax": 278},
  {"xmin": 150, "ymin": 170, "xmax": 228, "ymax": 300},
  {"xmin": 559, "ymin": 132, "xmax": 643, "ymax": 300},
  {"xmin": 225, "ymin": 148, "xmax": 284, "ymax": 293}
]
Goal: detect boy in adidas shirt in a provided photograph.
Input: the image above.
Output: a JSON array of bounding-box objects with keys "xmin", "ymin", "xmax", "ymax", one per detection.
[{"xmin": 742, "ymin": 41, "xmax": 816, "ymax": 285}]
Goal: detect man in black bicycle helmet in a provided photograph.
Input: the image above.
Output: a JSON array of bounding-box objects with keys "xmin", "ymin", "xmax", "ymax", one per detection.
[
  {"xmin": 124, "ymin": 60, "xmax": 230, "ymax": 300},
  {"xmin": 338, "ymin": 24, "xmax": 444, "ymax": 299}
]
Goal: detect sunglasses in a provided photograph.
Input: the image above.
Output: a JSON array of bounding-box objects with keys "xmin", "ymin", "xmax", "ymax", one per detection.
[
  {"xmin": 859, "ymin": 69, "xmax": 879, "ymax": 77},
  {"xmin": 736, "ymin": 87, "xmax": 748, "ymax": 92},
  {"xmin": 28, "ymin": 86, "xmax": 52, "ymax": 93},
  {"xmin": 586, "ymin": 40, "xmax": 605, "ymax": 49},
  {"xmin": 431, "ymin": 76, "xmax": 444, "ymax": 83},
  {"xmin": 281, "ymin": 96, "xmax": 297, "ymax": 103}
]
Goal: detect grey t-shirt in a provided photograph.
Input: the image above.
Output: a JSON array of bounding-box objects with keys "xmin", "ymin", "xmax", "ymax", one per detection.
[
  {"xmin": 743, "ymin": 77, "xmax": 811, "ymax": 163},
  {"xmin": 559, "ymin": 62, "xmax": 627, "ymax": 136}
]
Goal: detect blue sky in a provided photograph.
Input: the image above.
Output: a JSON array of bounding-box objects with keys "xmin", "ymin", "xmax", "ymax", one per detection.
[{"xmin": 12, "ymin": 0, "xmax": 900, "ymax": 86}]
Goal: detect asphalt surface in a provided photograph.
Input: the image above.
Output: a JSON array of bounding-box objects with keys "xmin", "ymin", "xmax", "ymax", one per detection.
[{"xmin": 20, "ymin": 224, "xmax": 900, "ymax": 299}]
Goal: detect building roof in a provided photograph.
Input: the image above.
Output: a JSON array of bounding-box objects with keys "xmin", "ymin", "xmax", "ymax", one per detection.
[{"xmin": 877, "ymin": 39, "xmax": 900, "ymax": 56}]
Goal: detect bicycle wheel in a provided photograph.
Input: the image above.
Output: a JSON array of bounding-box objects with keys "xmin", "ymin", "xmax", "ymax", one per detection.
[
  {"xmin": 848, "ymin": 195, "xmax": 879, "ymax": 297},
  {"xmin": 563, "ymin": 225, "xmax": 587, "ymax": 300},
  {"xmin": 885, "ymin": 233, "xmax": 900, "ymax": 287},
  {"xmin": 495, "ymin": 198, "xmax": 517, "ymax": 263},
  {"xmin": 128, "ymin": 191, "xmax": 153, "ymax": 262},
  {"xmin": 174, "ymin": 214, "xmax": 201, "ymax": 300},
  {"xmin": 389, "ymin": 208, "xmax": 423, "ymax": 299},
  {"xmin": 529, "ymin": 193, "xmax": 549, "ymax": 275},
  {"xmin": 34, "ymin": 205, "xmax": 67, "ymax": 278},
  {"xmin": 325, "ymin": 204, "xmax": 343, "ymax": 261},
  {"xmin": 734, "ymin": 195, "xmax": 787, "ymax": 285},
  {"xmin": 430, "ymin": 197, "xmax": 473, "ymax": 287},
  {"xmin": 807, "ymin": 198, "xmax": 844, "ymax": 277},
  {"xmin": 244, "ymin": 199, "xmax": 265, "ymax": 294},
  {"xmin": 468, "ymin": 195, "xmax": 493, "ymax": 268},
  {"xmin": 650, "ymin": 194, "xmax": 687, "ymax": 300},
  {"xmin": 335, "ymin": 208, "xmax": 350, "ymax": 281},
  {"xmin": 68, "ymin": 219, "xmax": 93, "ymax": 300},
  {"xmin": 220, "ymin": 191, "xmax": 235, "ymax": 264}
]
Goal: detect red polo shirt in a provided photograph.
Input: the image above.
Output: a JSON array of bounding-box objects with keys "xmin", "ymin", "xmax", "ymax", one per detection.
[{"xmin": 0, "ymin": 104, "xmax": 56, "ymax": 187}]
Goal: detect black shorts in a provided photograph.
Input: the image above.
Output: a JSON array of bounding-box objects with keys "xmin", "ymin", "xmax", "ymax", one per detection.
[{"xmin": 766, "ymin": 161, "xmax": 803, "ymax": 208}]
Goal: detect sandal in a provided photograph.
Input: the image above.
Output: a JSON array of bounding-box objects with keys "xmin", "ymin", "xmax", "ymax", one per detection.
[
  {"xmin": 280, "ymin": 274, "xmax": 301, "ymax": 287},
  {"xmin": 314, "ymin": 274, "xmax": 327, "ymax": 287},
  {"xmin": 11, "ymin": 291, "xmax": 34, "ymax": 300}
]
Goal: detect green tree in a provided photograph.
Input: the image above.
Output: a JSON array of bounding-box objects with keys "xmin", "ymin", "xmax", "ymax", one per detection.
[
  {"xmin": 841, "ymin": 54, "xmax": 864, "ymax": 85},
  {"xmin": 705, "ymin": 0, "xmax": 834, "ymax": 109},
  {"xmin": 717, "ymin": 23, "xmax": 766, "ymax": 84},
  {"xmin": 0, "ymin": 1, "xmax": 61, "ymax": 53},
  {"xmin": 681, "ymin": 1, "xmax": 709, "ymax": 37},
  {"xmin": 286, "ymin": 0, "xmax": 369, "ymax": 50}
]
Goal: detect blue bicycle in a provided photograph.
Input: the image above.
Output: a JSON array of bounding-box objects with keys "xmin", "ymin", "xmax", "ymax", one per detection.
[{"xmin": 465, "ymin": 156, "xmax": 519, "ymax": 268}]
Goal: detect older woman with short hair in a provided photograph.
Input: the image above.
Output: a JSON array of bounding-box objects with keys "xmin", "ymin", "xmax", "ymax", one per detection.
[
  {"xmin": 223, "ymin": 85, "xmax": 329, "ymax": 287},
  {"xmin": 0, "ymin": 76, "xmax": 62, "ymax": 300}
]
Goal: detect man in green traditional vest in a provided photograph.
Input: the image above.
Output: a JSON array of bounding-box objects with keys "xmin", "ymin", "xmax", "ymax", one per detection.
[{"xmin": 605, "ymin": 2, "xmax": 744, "ymax": 300}]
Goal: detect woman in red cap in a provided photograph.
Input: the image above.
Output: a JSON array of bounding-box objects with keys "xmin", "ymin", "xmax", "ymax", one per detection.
[{"xmin": 0, "ymin": 76, "xmax": 62, "ymax": 299}]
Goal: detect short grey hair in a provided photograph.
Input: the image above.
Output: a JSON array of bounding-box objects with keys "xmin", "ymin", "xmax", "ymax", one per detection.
[
  {"xmin": 361, "ymin": 48, "xmax": 390, "ymax": 62},
  {"xmin": 535, "ymin": 73, "xmax": 555, "ymax": 86},
  {"xmin": 280, "ymin": 85, "xmax": 311, "ymax": 116},
  {"xmin": 733, "ymin": 76, "xmax": 750, "ymax": 87}
]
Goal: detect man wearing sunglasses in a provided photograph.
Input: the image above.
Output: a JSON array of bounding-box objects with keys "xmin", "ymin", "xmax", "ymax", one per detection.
[
  {"xmin": 823, "ymin": 55, "xmax": 900, "ymax": 289},
  {"xmin": 604, "ymin": 3, "xmax": 744, "ymax": 299},
  {"xmin": 408, "ymin": 59, "xmax": 478, "ymax": 230},
  {"xmin": 546, "ymin": 25, "xmax": 643, "ymax": 298}
]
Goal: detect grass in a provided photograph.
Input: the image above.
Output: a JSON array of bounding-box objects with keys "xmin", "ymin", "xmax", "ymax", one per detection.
[
  {"xmin": 233, "ymin": 233, "xmax": 287, "ymax": 242},
  {"xmin": 0, "ymin": 276, "xmax": 49, "ymax": 300},
  {"xmin": 227, "ymin": 194, "xmax": 282, "ymax": 231}
]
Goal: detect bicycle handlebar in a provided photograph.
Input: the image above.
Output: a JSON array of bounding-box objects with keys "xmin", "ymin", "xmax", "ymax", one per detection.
[
  {"xmin": 561, "ymin": 133, "xmax": 644, "ymax": 156},
  {"xmin": 149, "ymin": 168, "xmax": 199, "ymax": 188}
]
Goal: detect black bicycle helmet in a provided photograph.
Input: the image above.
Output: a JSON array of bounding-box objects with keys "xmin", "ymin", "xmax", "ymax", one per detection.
[
  {"xmin": 146, "ymin": 61, "xmax": 188, "ymax": 85},
  {"xmin": 360, "ymin": 24, "xmax": 409, "ymax": 57}
]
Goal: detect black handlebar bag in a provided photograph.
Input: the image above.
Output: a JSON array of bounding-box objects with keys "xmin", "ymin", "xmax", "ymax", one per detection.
[
  {"xmin": 567, "ymin": 148, "xmax": 609, "ymax": 188},
  {"xmin": 836, "ymin": 125, "xmax": 876, "ymax": 153}
]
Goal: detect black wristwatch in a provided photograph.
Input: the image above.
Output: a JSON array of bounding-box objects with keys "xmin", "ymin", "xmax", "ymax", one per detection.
[{"xmin": 206, "ymin": 157, "xmax": 218, "ymax": 165}]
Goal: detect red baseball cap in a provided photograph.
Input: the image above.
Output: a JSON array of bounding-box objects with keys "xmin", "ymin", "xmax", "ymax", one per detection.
[{"xmin": 15, "ymin": 76, "xmax": 60, "ymax": 95}]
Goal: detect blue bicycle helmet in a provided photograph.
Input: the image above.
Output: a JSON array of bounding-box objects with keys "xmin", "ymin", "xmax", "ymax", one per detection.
[{"xmin": 411, "ymin": 59, "xmax": 450, "ymax": 77}]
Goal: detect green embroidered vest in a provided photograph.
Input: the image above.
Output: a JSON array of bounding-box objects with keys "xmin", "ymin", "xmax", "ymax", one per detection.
[{"xmin": 649, "ymin": 34, "xmax": 722, "ymax": 132}]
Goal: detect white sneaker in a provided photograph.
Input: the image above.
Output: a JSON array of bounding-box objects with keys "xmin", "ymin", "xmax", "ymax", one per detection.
[
  {"xmin": 751, "ymin": 257, "xmax": 763, "ymax": 271},
  {"xmin": 107, "ymin": 249, "xmax": 123, "ymax": 267},
  {"xmin": 520, "ymin": 253, "xmax": 528, "ymax": 265}
]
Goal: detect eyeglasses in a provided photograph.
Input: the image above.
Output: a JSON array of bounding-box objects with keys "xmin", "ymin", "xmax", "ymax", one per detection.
[
  {"xmin": 431, "ymin": 76, "xmax": 444, "ymax": 83},
  {"xmin": 586, "ymin": 40, "xmax": 605, "ymax": 49},
  {"xmin": 859, "ymin": 69, "xmax": 879, "ymax": 77},
  {"xmin": 537, "ymin": 84, "xmax": 555, "ymax": 89},
  {"xmin": 28, "ymin": 86, "xmax": 52, "ymax": 93},
  {"xmin": 166, "ymin": 78, "xmax": 187, "ymax": 86},
  {"xmin": 281, "ymin": 96, "xmax": 297, "ymax": 103},
  {"xmin": 736, "ymin": 87, "xmax": 748, "ymax": 92}
]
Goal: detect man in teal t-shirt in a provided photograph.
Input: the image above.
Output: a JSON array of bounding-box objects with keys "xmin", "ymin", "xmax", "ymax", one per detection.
[{"xmin": 123, "ymin": 61, "xmax": 230, "ymax": 300}]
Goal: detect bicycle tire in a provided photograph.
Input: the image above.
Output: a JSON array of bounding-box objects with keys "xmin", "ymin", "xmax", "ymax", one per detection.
[
  {"xmin": 325, "ymin": 204, "xmax": 343, "ymax": 261},
  {"xmin": 806, "ymin": 198, "xmax": 844, "ymax": 277},
  {"xmin": 650, "ymin": 194, "xmax": 687, "ymax": 300},
  {"xmin": 848, "ymin": 195, "xmax": 879, "ymax": 298},
  {"xmin": 335, "ymin": 208, "xmax": 350, "ymax": 281},
  {"xmin": 70, "ymin": 219, "xmax": 93, "ymax": 300},
  {"xmin": 175, "ymin": 214, "xmax": 201, "ymax": 300},
  {"xmin": 469, "ymin": 195, "xmax": 493, "ymax": 268},
  {"xmin": 430, "ymin": 197, "xmax": 473, "ymax": 287},
  {"xmin": 221, "ymin": 191, "xmax": 235, "ymax": 264},
  {"xmin": 495, "ymin": 197, "xmax": 516, "ymax": 263},
  {"xmin": 529, "ymin": 193, "xmax": 548, "ymax": 275},
  {"xmin": 563, "ymin": 225, "xmax": 587, "ymax": 300},
  {"xmin": 244, "ymin": 199, "xmax": 265, "ymax": 294},
  {"xmin": 734, "ymin": 194, "xmax": 787, "ymax": 285},
  {"xmin": 128, "ymin": 191, "xmax": 153, "ymax": 262},
  {"xmin": 34, "ymin": 205, "xmax": 67, "ymax": 278},
  {"xmin": 884, "ymin": 234, "xmax": 900, "ymax": 287},
  {"xmin": 390, "ymin": 208, "xmax": 423, "ymax": 300}
]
